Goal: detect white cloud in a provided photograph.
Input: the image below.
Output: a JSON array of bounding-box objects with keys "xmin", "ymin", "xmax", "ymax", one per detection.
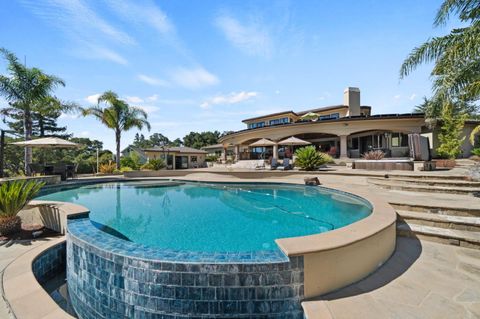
[
  {"xmin": 409, "ymin": 93, "xmax": 417, "ymax": 101},
  {"xmin": 125, "ymin": 96, "xmax": 144, "ymax": 104},
  {"xmin": 103, "ymin": 0, "xmax": 174, "ymax": 36},
  {"xmin": 137, "ymin": 105, "xmax": 160, "ymax": 114},
  {"xmin": 215, "ymin": 14, "xmax": 272, "ymax": 57},
  {"xmin": 137, "ymin": 74, "xmax": 170, "ymax": 87},
  {"xmin": 80, "ymin": 131, "xmax": 90, "ymax": 137},
  {"xmin": 200, "ymin": 91, "xmax": 258, "ymax": 109},
  {"xmin": 85, "ymin": 93, "xmax": 101, "ymax": 104},
  {"xmin": 170, "ymin": 67, "xmax": 219, "ymax": 89},
  {"xmin": 19, "ymin": 0, "xmax": 135, "ymax": 65},
  {"xmin": 147, "ymin": 94, "xmax": 158, "ymax": 102},
  {"xmin": 394, "ymin": 94, "xmax": 401, "ymax": 100}
]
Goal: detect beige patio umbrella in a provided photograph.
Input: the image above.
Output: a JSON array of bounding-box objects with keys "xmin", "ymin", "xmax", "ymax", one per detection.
[
  {"xmin": 300, "ymin": 112, "xmax": 319, "ymax": 121},
  {"xmin": 249, "ymin": 138, "xmax": 277, "ymax": 147},
  {"xmin": 278, "ymin": 136, "xmax": 311, "ymax": 146},
  {"xmin": 11, "ymin": 137, "xmax": 80, "ymax": 148}
]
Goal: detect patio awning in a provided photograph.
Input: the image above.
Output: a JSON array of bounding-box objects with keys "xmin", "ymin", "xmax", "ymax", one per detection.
[
  {"xmin": 249, "ymin": 138, "xmax": 277, "ymax": 147},
  {"xmin": 278, "ymin": 136, "xmax": 311, "ymax": 146},
  {"xmin": 11, "ymin": 137, "xmax": 80, "ymax": 148}
]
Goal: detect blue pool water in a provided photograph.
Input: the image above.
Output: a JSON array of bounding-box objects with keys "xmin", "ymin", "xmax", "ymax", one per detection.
[{"xmin": 38, "ymin": 181, "xmax": 371, "ymax": 252}]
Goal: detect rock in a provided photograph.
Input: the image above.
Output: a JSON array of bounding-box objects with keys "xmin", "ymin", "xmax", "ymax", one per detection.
[{"xmin": 304, "ymin": 177, "xmax": 321, "ymax": 186}]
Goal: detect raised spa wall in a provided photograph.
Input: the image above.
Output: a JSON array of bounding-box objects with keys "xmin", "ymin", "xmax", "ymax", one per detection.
[{"xmin": 67, "ymin": 218, "xmax": 305, "ymax": 319}]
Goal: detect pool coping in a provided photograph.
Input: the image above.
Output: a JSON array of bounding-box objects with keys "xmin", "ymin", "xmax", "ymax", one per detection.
[{"xmin": 3, "ymin": 178, "xmax": 396, "ymax": 319}]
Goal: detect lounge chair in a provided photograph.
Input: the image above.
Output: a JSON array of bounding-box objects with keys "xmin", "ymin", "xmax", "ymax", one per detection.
[
  {"xmin": 270, "ymin": 158, "xmax": 278, "ymax": 170},
  {"xmin": 255, "ymin": 160, "xmax": 266, "ymax": 170},
  {"xmin": 277, "ymin": 158, "xmax": 291, "ymax": 170}
]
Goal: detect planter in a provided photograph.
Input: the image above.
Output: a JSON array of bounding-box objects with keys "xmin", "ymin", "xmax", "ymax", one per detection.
[
  {"xmin": 0, "ymin": 216, "xmax": 22, "ymax": 236},
  {"xmin": 434, "ymin": 159, "xmax": 456, "ymax": 168}
]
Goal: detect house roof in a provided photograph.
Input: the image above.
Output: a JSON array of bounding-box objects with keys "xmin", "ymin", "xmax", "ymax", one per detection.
[
  {"xmin": 242, "ymin": 105, "xmax": 349, "ymax": 123},
  {"xmin": 143, "ymin": 146, "xmax": 207, "ymax": 154},
  {"xmin": 201, "ymin": 144, "xmax": 225, "ymax": 150}
]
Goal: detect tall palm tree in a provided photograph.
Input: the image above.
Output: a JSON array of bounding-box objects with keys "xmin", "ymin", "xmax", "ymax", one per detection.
[
  {"xmin": 82, "ymin": 91, "xmax": 151, "ymax": 169},
  {"xmin": 400, "ymin": 0, "xmax": 480, "ymax": 145},
  {"xmin": 0, "ymin": 48, "xmax": 65, "ymax": 173}
]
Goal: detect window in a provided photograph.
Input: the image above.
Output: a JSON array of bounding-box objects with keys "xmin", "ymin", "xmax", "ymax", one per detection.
[
  {"xmin": 248, "ymin": 122, "xmax": 265, "ymax": 129},
  {"xmin": 319, "ymin": 113, "xmax": 340, "ymax": 120},
  {"xmin": 391, "ymin": 133, "xmax": 409, "ymax": 147},
  {"xmin": 269, "ymin": 117, "xmax": 290, "ymax": 125}
]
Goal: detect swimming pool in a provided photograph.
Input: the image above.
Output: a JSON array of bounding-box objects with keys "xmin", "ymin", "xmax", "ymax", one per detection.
[
  {"xmin": 36, "ymin": 180, "xmax": 383, "ymax": 319},
  {"xmin": 38, "ymin": 181, "xmax": 372, "ymax": 253}
]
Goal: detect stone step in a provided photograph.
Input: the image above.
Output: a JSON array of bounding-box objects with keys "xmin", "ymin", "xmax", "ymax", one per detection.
[
  {"xmin": 396, "ymin": 221, "xmax": 480, "ymax": 250},
  {"xmin": 370, "ymin": 177, "xmax": 480, "ymax": 188},
  {"xmin": 369, "ymin": 179, "xmax": 480, "ymax": 196},
  {"xmin": 390, "ymin": 202, "xmax": 480, "ymax": 217},
  {"xmin": 396, "ymin": 210, "xmax": 480, "ymax": 232}
]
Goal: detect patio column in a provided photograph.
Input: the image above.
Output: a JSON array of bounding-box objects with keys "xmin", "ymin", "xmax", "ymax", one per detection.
[
  {"xmin": 172, "ymin": 154, "xmax": 176, "ymax": 170},
  {"xmin": 234, "ymin": 145, "xmax": 240, "ymax": 162},
  {"xmin": 273, "ymin": 144, "xmax": 278, "ymax": 160},
  {"xmin": 339, "ymin": 135, "xmax": 348, "ymax": 158},
  {"xmin": 222, "ymin": 147, "xmax": 227, "ymax": 162}
]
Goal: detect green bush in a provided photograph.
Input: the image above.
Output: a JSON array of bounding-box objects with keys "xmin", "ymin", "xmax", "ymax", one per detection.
[
  {"xmin": 99, "ymin": 161, "xmax": 116, "ymax": 174},
  {"xmin": 0, "ymin": 180, "xmax": 45, "ymax": 235},
  {"xmin": 141, "ymin": 158, "xmax": 166, "ymax": 170},
  {"xmin": 472, "ymin": 148, "xmax": 480, "ymax": 156},
  {"xmin": 294, "ymin": 146, "xmax": 331, "ymax": 171},
  {"xmin": 120, "ymin": 152, "xmax": 141, "ymax": 170},
  {"xmin": 120, "ymin": 166, "xmax": 133, "ymax": 172},
  {"xmin": 205, "ymin": 155, "xmax": 219, "ymax": 162}
]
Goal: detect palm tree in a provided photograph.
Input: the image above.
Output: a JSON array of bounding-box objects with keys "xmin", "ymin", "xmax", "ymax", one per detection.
[
  {"xmin": 82, "ymin": 91, "xmax": 151, "ymax": 169},
  {"xmin": 0, "ymin": 48, "xmax": 65, "ymax": 174},
  {"xmin": 400, "ymin": 0, "xmax": 480, "ymax": 145}
]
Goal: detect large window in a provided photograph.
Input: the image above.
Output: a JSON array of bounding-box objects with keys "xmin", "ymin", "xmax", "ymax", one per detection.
[
  {"xmin": 247, "ymin": 121, "xmax": 265, "ymax": 129},
  {"xmin": 319, "ymin": 113, "xmax": 340, "ymax": 120},
  {"xmin": 391, "ymin": 133, "xmax": 409, "ymax": 147},
  {"xmin": 269, "ymin": 117, "xmax": 290, "ymax": 125}
]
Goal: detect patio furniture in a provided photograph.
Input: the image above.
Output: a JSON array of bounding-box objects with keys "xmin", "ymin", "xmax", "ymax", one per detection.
[
  {"xmin": 27, "ymin": 163, "xmax": 45, "ymax": 176},
  {"xmin": 270, "ymin": 158, "xmax": 278, "ymax": 170},
  {"xmin": 254, "ymin": 160, "xmax": 266, "ymax": 170},
  {"xmin": 277, "ymin": 158, "xmax": 292, "ymax": 170}
]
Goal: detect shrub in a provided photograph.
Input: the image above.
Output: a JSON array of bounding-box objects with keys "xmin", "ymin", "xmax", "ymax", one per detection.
[
  {"xmin": 120, "ymin": 166, "xmax": 133, "ymax": 172},
  {"xmin": 120, "ymin": 152, "xmax": 141, "ymax": 170},
  {"xmin": 0, "ymin": 180, "xmax": 45, "ymax": 236},
  {"xmin": 362, "ymin": 150, "xmax": 385, "ymax": 160},
  {"xmin": 319, "ymin": 152, "xmax": 335, "ymax": 164},
  {"xmin": 141, "ymin": 158, "xmax": 166, "ymax": 170},
  {"xmin": 99, "ymin": 161, "xmax": 116, "ymax": 174},
  {"xmin": 205, "ymin": 155, "xmax": 219, "ymax": 162},
  {"xmin": 295, "ymin": 146, "xmax": 331, "ymax": 171},
  {"xmin": 436, "ymin": 103, "xmax": 467, "ymax": 159},
  {"xmin": 471, "ymin": 148, "xmax": 480, "ymax": 157}
]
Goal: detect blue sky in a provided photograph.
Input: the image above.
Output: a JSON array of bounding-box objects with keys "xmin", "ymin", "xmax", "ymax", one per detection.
[{"xmin": 0, "ymin": 0, "xmax": 454, "ymax": 151}]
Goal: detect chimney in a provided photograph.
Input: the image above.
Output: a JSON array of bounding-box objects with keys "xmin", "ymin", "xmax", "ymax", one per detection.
[{"xmin": 344, "ymin": 87, "xmax": 360, "ymax": 116}]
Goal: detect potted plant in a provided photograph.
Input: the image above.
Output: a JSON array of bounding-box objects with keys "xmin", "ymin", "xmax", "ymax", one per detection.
[{"xmin": 0, "ymin": 180, "xmax": 45, "ymax": 236}]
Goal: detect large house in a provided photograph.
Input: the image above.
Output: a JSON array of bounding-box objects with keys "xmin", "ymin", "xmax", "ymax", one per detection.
[{"xmin": 218, "ymin": 87, "xmax": 479, "ymax": 161}]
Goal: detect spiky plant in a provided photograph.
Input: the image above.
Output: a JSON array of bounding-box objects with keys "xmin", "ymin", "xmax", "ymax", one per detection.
[
  {"xmin": 362, "ymin": 150, "xmax": 385, "ymax": 160},
  {"xmin": 0, "ymin": 180, "xmax": 45, "ymax": 236},
  {"xmin": 295, "ymin": 146, "xmax": 330, "ymax": 171}
]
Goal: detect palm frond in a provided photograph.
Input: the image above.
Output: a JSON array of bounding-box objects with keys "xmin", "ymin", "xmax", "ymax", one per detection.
[{"xmin": 470, "ymin": 124, "xmax": 480, "ymax": 144}]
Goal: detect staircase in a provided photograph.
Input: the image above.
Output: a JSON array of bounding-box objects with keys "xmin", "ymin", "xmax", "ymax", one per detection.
[
  {"xmin": 392, "ymin": 203, "xmax": 480, "ymax": 250},
  {"xmin": 368, "ymin": 176, "xmax": 480, "ymax": 196}
]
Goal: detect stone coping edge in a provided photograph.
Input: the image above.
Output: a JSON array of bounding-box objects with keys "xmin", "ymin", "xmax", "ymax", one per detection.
[
  {"xmin": 275, "ymin": 184, "xmax": 396, "ymax": 256},
  {"xmin": 2, "ymin": 237, "xmax": 74, "ymax": 319}
]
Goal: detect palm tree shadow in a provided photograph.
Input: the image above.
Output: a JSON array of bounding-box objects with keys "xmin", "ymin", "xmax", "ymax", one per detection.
[{"xmin": 310, "ymin": 235, "xmax": 423, "ymax": 301}]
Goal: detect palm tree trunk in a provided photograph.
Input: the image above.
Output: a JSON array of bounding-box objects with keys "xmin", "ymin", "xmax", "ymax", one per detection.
[
  {"xmin": 24, "ymin": 108, "xmax": 33, "ymax": 175},
  {"xmin": 115, "ymin": 129, "xmax": 121, "ymax": 169}
]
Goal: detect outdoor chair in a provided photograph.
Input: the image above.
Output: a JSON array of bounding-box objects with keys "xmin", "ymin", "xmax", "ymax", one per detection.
[
  {"xmin": 277, "ymin": 158, "xmax": 291, "ymax": 170},
  {"xmin": 66, "ymin": 163, "xmax": 78, "ymax": 179},
  {"xmin": 270, "ymin": 158, "xmax": 278, "ymax": 170},
  {"xmin": 28, "ymin": 163, "xmax": 44, "ymax": 176},
  {"xmin": 254, "ymin": 160, "xmax": 266, "ymax": 170}
]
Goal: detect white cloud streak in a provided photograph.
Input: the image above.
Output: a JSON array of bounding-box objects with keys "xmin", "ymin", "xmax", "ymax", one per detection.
[
  {"xmin": 85, "ymin": 93, "xmax": 101, "ymax": 104},
  {"xmin": 200, "ymin": 91, "xmax": 258, "ymax": 109},
  {"xmin": 215, "ymin": 14, "xmax": 272, "ymax": 57},
  {"xmin": 170, "ymin": 67, "xmax": 219, "ymax": 89},
  {"xmin": 137, "ymin": 74, "xmax": 170, "ymax": 87}
]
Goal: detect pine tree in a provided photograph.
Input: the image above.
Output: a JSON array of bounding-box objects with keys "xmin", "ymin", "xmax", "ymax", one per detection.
[{"xmin": 436, "ymin": 102, "xmax": 467, "ymax": 159}]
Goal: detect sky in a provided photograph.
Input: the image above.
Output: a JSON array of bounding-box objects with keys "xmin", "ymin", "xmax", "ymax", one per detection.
[{"xmin": 0, "ymin": 0, "xmax": 457, "ymax": 151}]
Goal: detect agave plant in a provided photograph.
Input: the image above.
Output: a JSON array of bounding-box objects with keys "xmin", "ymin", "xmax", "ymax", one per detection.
[
  {"xmin": 0, "ymin": 180, "xmax": 45, "ymax": 236},
  {"xmin": 295, "ymin": 146, "xmax": 331, "ymax": 171},
  {"xmin": 362, "ymin": 150, "xmax": 385, "ymax": 160}
]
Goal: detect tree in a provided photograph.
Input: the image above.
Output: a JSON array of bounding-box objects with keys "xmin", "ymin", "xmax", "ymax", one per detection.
[
  {"xmin": 82, "ymin": 91, "xmax": 151, "ymax": 169},
  {"xmin": 183, "ymin": 131, "xmax": 221, "ymax": 149},
  {"xmin": 436, "ymin": 102, "xmax": 467, "ymax": 159},
  {"xmin": 0, "ymin": 48, "xmax": 66, "ymax": 173},
  {"xmin": 400, "ymin": 0, "xmax": 480, "ymax": 102}
]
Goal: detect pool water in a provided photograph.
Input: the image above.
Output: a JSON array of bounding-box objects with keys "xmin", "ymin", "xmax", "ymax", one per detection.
[{"xmin": 38, "ymin": 181, "xmax": 372, "ymax": 252}]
